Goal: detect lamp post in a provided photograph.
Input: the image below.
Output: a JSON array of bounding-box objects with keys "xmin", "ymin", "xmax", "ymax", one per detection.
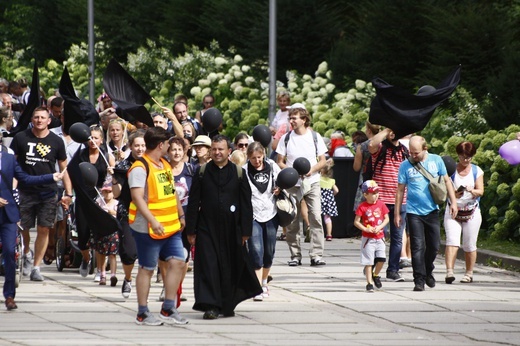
[{"xmin": 88, "ymin": 0, "xmax": 95, "ymax": 105}]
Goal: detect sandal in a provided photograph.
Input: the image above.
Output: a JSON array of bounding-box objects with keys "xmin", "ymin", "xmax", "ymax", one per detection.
[
  {"xmin": 460, "ymin": 274, "xmax": 473, "ymax": 283},
  {"xmin": 445, "ymin": 274, "xmax": 455, "ymax": 284},
  {"xmin": 277, "ymin": 233, "xmax": 286, "ymax": 241}
]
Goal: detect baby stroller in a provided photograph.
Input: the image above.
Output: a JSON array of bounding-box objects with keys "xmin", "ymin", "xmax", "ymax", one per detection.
[
  {"xmin": 0, "ymin": 224, "xmax": 24, "ymax": 288},
  {"xmin": 55, "ymin": 202, "xmax": 96, "ymax": 273}
]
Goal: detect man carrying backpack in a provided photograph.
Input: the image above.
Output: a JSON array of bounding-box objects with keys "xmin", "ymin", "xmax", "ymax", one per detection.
[
  {"xmin": 276, "ymin": 103, "xmax": 328, "ymax": 267},
  {"xmin": 368, "ymin": 127, "xmax": 409, "ymax": 282}
]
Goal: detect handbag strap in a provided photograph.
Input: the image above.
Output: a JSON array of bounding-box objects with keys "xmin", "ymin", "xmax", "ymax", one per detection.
[{"xmin": 408, "ymin": 157, "xmax": 434, "ymax": 182}]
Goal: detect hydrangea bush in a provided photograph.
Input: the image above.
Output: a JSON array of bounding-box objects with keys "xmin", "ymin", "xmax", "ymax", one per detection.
[{"xmin": 2, "ymin": 40, "xmax": 519, "ymax": 242}]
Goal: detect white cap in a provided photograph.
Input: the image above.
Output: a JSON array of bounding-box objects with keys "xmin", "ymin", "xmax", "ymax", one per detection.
[{"xmin": 287, "ymin": 102, "xmax": 306, "ymax": 110}]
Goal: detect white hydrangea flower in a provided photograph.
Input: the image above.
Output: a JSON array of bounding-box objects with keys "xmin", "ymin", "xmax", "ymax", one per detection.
[
  {"xmin": 219, "ymin": 79, "xmax": 228, "ymax": 85},
  {"xmin": 334, "ymin": 92, "xmax": 348, "ymax": 101},
  {"xmin": 316, "ymin": 61, "xmax": 328, "ymax": 76},
  {"xmin": 231, "ymin": 81, "xmax": 242, "ymax": 90},
  {"xmin": 355, "ymin": 92, "xmax": 367, "ymax": 100},
  {"xmin": 355, "ymin": 79, "xmax": 367, "ymax": 90},
  {"xmin": 190, "ymin": 86, "xmax": 202, "ymax": 96},
  {"xmin": 286, "ymin": 70, "xmax": 296, "ymax": 81},
  {"xmin": 241, "ymin": 65, "xmax": 251, "ymax": 73},
  {"xmin": 301, "ymin": 86, "xmax": 311, "ymax": 96},
  {"xmin": 260, "ymin": 82, "xmax": 269, "ymax": 90},
  {"xmin": 233, "ymin": 71, "xmax": 243, "ymax": 79},
  {"xmin": 215, "ymin": 57, "xmax": 227, "ymax": 66},
  {"xmin": 311, "ymin": 83, "xmax": 319, "ymax": 90},
  {"xmin": 348, "ymin": 88, "xmax": 357, "ymax": 95},
  {"xmin": 326, "ymin": 71, "xmax": 332, "ymax": 79},
  {"xmin": 208, "ymin": 72, "xmax": 218, "ymax": 82},
  {"xmin": 230, "ymin": 65, "xmax": 240, "ymax": 72},
  {"xmin": 318, "ymin": 88, "xmax": 328, "ymax": 97},
  {"xmin": 234, "ymin": 55, "xmax": 243, "ymax": 63},
  {"xmin": 224, "ymin": 73, "xmax": 233, "ymax": 82},
  {"xmin": 346, "ymin": 93, "xmax": 355, "ymax": 101},
  {"xmin": 307, "ymin": 91, "xmax": 317, "ymax": 99},
  {"xmin": 198, "ymin": 79, "xmax": 210, "ymax": 88},
  {"xmin": 245, "ymin": 76, "xmax": 255, "ymax": 85},
  {"xmin": 314, "ymin": 76, "xmax": 327, "ymax": 87},
  {"xmin": 302, "ymin": 74, "xmax": 312, "ymax": 81},
  {"xmin": 234, "ymin": 86, "xmax": 243, "ymax": 96},
  {"xmin": 202, "ymin": 87, "xmax": 212, "ymax": 96},
  {"xmin": 312, "ymin": 97, "xmax": 322, "ymax": 105},
  {"xmin": 288, "ymin": 82, "xmax": 298, "ymax": 91},
  {"xmin": 325, "ymin": 83, "xmax": 335, "ymax": 93}
]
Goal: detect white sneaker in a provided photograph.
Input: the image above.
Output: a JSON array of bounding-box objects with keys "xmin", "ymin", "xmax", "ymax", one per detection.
[
  {"xmin": 159, "ymin": 308, "xmax": 189, "ymax": 325},
  {"xmin": 94, "ymin": 270, "xmax": 101, "ymax": 282},
  {"xmin": 253, "ymin": 294, "xmax": 264, "ymax": 301},
  {"xmin": 136, "ymin": 311, "xmax": 163, "ymax": 326},
  {"xmin": 262, "ymin": 285, "xmax": 269, "ymax": 298},
  {"xmin": 22, "ymin": 250, "xmax": 33, "ymax": 276}
]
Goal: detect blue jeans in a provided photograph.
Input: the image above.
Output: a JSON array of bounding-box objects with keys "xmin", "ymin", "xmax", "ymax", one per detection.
[
  {"xmin": 132, "ymin": 230, "xmax": 184, "ymax": 270},
  {"xmin": 385, "ymin": 204, "xmax": 406, "ymax": 273},
  {"xmin": 0, "ymin": 210, "xmax": 17, "ymax": 299},
  {"xmin": 247, "ymin": 217, "xmax": 278, "ymax": 269},
  {"xmin": 407, "ymin": 211, "xmax": 440, "ymax": 285}
]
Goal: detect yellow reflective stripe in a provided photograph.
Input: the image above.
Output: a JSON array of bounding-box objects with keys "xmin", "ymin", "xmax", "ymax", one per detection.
[
  {"xmin": 155, "ymin": 214, "xmax": 178, "ymax": 223},
  {"xmin": 149, "ymin": 198, "xmax": 176, "ymax": 210}
]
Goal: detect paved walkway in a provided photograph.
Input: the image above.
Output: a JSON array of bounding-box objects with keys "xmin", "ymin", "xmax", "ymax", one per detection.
[{"xmin": 2, "ymin": 234, "xmax": 520, "ymax": 345}]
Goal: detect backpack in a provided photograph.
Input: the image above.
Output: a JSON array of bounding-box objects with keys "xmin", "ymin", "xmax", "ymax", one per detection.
[
  {"xmin": 362, "ymin": 139, "xmax": 409, "ymax": 182},
  {"xmin": 199, "ymin": 162, "xmax": 242, "ymax": 180}
]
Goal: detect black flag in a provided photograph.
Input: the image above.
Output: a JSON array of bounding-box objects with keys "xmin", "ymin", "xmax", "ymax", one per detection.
[
  {"xmin": 7, "ymin": 62, "xmax": 40, "ymax": 137},
  {"xmin": 68, "ymin": 149, "xmax": 121, "ymax": 238},
  {"xmin": 368, "ymin": 66, "xmax": 461, "ymax": 139},
  {"xmin": 59, "ymin": 67, "xmax": 99, "ymax": 134},
  {"xmin": 103, "ymin": 59, "xmax": 154, "ymax": 127}
]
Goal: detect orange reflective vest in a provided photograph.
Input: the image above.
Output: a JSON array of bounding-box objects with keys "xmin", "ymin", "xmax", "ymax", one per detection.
[{"xmin": 128, "ymin": 155, "xmax": 181, "ymax": 239}]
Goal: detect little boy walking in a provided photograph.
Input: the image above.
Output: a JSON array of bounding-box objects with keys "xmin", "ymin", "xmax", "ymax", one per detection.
[{"xmin": 354, "ymin": 180, "xmax": 390, "ymax": 292}]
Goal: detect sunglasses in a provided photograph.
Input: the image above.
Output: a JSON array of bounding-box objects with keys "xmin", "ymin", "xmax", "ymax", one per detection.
[{"xmin": 237, "ymin": 143, "xmax": 248, "ymax": 148}]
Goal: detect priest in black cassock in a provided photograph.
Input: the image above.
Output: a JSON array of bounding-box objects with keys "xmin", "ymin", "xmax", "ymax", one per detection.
[{"xmin": 186, "ymin": 135, "xmax": 262, "ymax": 320}]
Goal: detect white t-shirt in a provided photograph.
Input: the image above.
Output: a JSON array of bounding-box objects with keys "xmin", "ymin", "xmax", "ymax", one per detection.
[
  {"xmin": 270, "ymin": 109, "xmax": 289, "ymax": 131},
  {"xmin": 275, "ymin": 129, "xmax": 327, "ymax": 185}
]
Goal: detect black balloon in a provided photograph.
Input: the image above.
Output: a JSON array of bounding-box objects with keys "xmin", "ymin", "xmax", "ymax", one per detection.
[
  {"xmin": 202, "ymin": 108, "xmax": 223, "ymax": 133},
  {"xmin": 293, "ymin": 157, "xmax": 311, "ymax": 176},
  {"xmin": 252, "ymin": 124, "xmax": 271, "ymax": 148},
  {"xmin": 276, "ymin": 167, "xmax": 299, "ymax": 190},
  {"xmin": 416, "ymin": 85, "xmax": 436, "ymax": 96},
  {"xmin": 79, "ymin": 162, "xmax": 99, "ymax": 188},
  {"xmin": 442, "ymin": 155, "xmax": 457, "ymax": 177},
  {"xmin": 69, "ymin": 122, "xmax": 91, "ymax": 143}
]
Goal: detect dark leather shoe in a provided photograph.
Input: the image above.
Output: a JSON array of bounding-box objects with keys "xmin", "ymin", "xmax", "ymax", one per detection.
[
  {"xmin": 425, "ymin": 275, "xmax": 436, "ymax": 288},
  {"xmin": 203, "ymin": 309, "xmax": 219, "ymax": 320},
  {"xmin": 5, "ymin": 297, "xmax": 17, "ymax": 311},
  {"xmin": 221, "ymin": 310, "xmax": 235, "ymax": 317},
  {"xmin": 413, "ymin": 283, "xmax": 425, "ymax": 292}
]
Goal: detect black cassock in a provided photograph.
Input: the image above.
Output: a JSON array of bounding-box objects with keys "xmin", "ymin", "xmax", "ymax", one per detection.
[{"xmin": 186, "ymin": 161, "xmax": 262, "ymax": 315}]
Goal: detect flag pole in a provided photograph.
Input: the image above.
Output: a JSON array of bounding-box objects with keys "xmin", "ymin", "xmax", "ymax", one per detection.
[{"xmin": 151, "ymin": 97, "xmax": 162, "ymax": 108}]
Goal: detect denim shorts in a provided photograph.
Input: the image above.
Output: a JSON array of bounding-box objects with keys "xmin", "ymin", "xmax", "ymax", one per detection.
[{"xmin": 132, "ymin": 230, "xmax": 184, "ymax": 270}]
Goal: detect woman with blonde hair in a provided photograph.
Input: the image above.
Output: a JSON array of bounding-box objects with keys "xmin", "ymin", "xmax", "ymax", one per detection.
[{"xmin": 107, "ymin": 118, "xmax": 130, "ymax": 164}]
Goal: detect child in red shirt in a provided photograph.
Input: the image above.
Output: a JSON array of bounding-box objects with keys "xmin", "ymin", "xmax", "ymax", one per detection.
[{"xmin": 354, "ymin": 180, "xmax": 389, "ymax": 292}]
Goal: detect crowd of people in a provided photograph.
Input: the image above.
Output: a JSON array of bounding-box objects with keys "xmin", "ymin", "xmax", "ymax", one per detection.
[{"xmin": 0, "ymin": 81, "xmax": 487, "ymax": 326}]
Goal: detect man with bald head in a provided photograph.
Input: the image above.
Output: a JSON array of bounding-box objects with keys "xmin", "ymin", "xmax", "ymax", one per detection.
[{"xmin": 395, "ymin": 135, "xmax": 457, "ymax": 292}]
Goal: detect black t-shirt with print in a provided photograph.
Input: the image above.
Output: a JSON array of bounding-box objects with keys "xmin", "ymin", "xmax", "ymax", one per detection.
[{"xmin": 10, "ymin": 128, "xmax": 66, "ymax": 192}]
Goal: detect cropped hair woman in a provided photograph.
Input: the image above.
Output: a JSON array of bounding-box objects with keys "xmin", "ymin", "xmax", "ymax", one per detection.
[{"xmin": 444, "ymin": 141, "xmax": 484, "ymax": 284}]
